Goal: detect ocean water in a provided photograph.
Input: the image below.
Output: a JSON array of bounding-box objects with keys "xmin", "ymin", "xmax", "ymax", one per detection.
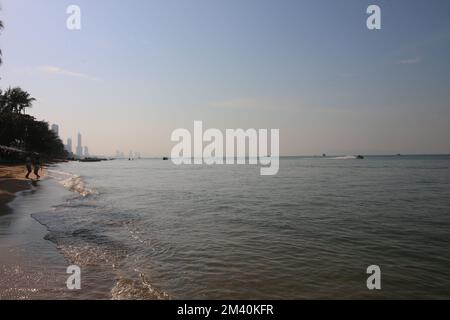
[{"xmin": 20, "ymin": 156, "xmax": 450, "ymax": 299}]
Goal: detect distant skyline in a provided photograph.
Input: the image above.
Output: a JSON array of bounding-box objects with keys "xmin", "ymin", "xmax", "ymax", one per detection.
[
  {"xmin": 50, "ymin": 123, "xmax": 59, "ymax": 137},
  {"xmin": 76, "ymin": 132, "xmax": 83, "ymax": 157},
  {"xmin": 1, "ymin": 0, "xmax": 450, "ymax": 156},
  {"xmin": 52, "ymin": 126, "xmax": 91, "ymax": 157},
  {"xmin": 65, "ymin": 137, "xmax": 73, "ymax": 154}
]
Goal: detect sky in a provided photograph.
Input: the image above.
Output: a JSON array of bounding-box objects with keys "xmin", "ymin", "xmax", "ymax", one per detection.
[{"xmin": 1, "ymin": 0, "xmax": 450, "ymax": 156}]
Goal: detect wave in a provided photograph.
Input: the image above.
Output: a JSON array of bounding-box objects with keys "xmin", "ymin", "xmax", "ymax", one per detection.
[
  {"xmin": 47, "ymin": 230, "xmax": 169, "ymax": 299},
  {"xmin": 47, "ymin": 169, "xmax": 95, "ymax": 197},
  {"xmin": 111, "ymin": 273, "xmax": 170, "ymax": 300},
  {"xmin": 62, "ymin": 175, "xmax": 95, "ymax": 197},
  {"xmin": 331, "ymin": 156, "xmax": 357, "ymax": 160},
  {"xmin": 43, "ymin": 168, "xmax": 169, "ymax": 299}
]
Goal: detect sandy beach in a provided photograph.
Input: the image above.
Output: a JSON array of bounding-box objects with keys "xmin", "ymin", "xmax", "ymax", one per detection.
[
  {"xmin": 0, "ymin": 164, "xmax": 68, "ymax": 300},
  {"xmin": 0, "ymin": 165, "xmax": 31, "ymax": 213},
  {"xmin": 0, "ymin": 164, "xmax": 46, "ymax": 213}
]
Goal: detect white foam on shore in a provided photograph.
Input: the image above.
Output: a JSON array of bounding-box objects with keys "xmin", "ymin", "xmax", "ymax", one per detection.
[
  {"xmin": 47, "ymin": 169, "xmax": 95, "ymax": 197},
  {"xmin": 111, "ymin": 273, "xmax": 170, "ymax": 300}
]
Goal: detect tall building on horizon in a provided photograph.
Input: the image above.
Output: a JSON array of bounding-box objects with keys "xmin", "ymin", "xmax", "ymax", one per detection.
[
  {"xmin": 84, "ymin": 146, "xmax": 89, "ymax": 157},
  {"xmin": 65, "ymin": 138, "xmax": 73, "ymax": 154},
  {"xmin": 51, "ymin": 124, "xmax": 59, "ymax": 137},
  {"xmin": 76, "ymin": 132, "xmax": 83, "ymax": 157}
]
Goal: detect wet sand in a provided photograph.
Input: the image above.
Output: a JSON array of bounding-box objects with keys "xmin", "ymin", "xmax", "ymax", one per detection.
[
  {"xmin": 0, "ymin": 164, "xmax": 48, "ymax": 212},
  {"xmin": 0, "ymin": 164, "xmax": 72, "ymax": 300},
  {"xmin": 0, "ymin": 164, "xmax": 120, "ymax": 300},
  {"xmin": 0, "ymin": 164, "xmax": 32, "ymax": 214}
]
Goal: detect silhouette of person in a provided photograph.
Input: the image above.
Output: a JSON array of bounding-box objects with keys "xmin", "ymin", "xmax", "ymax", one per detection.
[
  {"xmin": 25, "ymin": 155, "xmax": 32, "ymax": 179},
  {"xmin": 33, "ymin": 155, "xmax": 41, "ymax": 179}
]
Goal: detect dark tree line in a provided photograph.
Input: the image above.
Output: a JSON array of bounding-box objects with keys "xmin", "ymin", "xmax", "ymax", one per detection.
[
  {"xmin": 0, "ymin": 111, "xmax": 66, "ymax": 157},
  {"xmin": 0, "ymin": 20, "xmax": 67, "ymax": 159}
]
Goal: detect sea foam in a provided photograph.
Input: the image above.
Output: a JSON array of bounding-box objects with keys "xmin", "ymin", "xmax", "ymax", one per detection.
[{"xmin": 47, "ymin": 169, "xmax": 95, "ymax": 197}]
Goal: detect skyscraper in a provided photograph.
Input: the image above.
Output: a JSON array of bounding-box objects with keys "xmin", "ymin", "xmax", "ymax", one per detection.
[
  {"xmin": 65, "ymin": 138, "xmax": 73, "ymax": 154},
  {"xmin": 51, "ymin": 124, "xmax": 59, "ymax": 137},
  {"xmin": 76, "ymin": 132, "xmax": 83, "ymax": 157}
]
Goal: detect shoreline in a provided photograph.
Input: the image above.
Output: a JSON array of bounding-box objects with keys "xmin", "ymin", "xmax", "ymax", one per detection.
[
  {"xmin": 0, "ymin": 163, "xmax": 121, "ymax": 300},
  {"xmin": 0, "ymin": 164, "xmax": 34, "ymax": 213},
  {"xmin": 0, "ymin": 162, "xmax": 170, "ymax": 300},
  {"xmin": 0, "ymin": 164, "xmax": 81, "ymax": 300},
  {"xmin": 0, "ymin": 164, "xmax": 48, "ymax": 213}
]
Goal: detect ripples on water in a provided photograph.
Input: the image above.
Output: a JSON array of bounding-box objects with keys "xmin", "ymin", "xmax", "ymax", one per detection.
[{"xmin": 33, "ymin": 156, "xmax": 450, "ymax": 299}]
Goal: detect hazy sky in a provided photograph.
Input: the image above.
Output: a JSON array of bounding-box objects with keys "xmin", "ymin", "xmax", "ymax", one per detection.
[{"xmin": 1, "ymin": 0, "xmax": 450, "ymax": 156}]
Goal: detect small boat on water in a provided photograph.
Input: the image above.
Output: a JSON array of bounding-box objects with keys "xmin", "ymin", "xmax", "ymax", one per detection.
[
  {"xmin": 356, "ymin": 155, "xmax": 364, "ymax": 159},
  {"xmin": 163, "ymin": 157, "xmax": 169, "ymax": 161},
  {"xmin": 79, "ymin": 157, "xmax": 104, "ymax": 162}
]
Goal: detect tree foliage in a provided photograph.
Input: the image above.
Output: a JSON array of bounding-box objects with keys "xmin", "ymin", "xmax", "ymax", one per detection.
[
  {"xmin": 0, "ymin": 89, "xmax": 67, "ymax": 158},
  {"xmin": 0, "ymin": 19, "xmax": 66, "ymax": 158}
]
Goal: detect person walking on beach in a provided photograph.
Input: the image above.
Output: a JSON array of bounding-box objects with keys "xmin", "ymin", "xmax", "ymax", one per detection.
[
  {"xmin": 33, "ymin": 155, "xmax": 41, "ymax": 179},
  {"xmin": 25, "ymin": 155, "xmax": 32, "ymax": 179}
]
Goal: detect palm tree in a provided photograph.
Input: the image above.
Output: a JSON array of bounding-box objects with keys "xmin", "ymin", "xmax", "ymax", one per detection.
[
  {"xmin": 2, "ymin": 87, "xmax": 36, "ymax": 114},
  {"xmin": 0, "ymin": 89, "xmax": 5, "ymax": 113},
  {"xmin": 0, "ymin": 20, "xmax": 3, "ymax": 65}
]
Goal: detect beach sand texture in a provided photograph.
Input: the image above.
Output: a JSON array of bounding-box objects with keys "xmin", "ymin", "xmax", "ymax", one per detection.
[
  {"xmin": 0, "ymin": 164, "xmax": 46, "ymax": 213},
  {"xmin": 0, "ymin": 165, "xmax": 30, "ymax": 213},
  {"xmin": 0, "ymin": 164, "xmax": 74, "ymax": 300}
]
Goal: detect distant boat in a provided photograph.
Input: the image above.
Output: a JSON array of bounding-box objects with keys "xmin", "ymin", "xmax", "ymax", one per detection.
[
  {"xmin": 322, "ymin": 153, "xmax": 326, "ymax": 157},
  {"xmin": 79, "ymin": 158, "xmax": 102, "ymax": 162},
  {"xmin": 163, "ymin": 157, "xmax": 169, "ymax": 161},
  {"xmin": 356, "ymin": 155, "xmax": 365, "ymax": 159}
]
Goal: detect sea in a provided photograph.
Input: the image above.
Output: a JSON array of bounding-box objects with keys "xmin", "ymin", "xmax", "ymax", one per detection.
[{"xmin": 2, "ymin": 155, "xmax": 450, "ymax": 299}]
